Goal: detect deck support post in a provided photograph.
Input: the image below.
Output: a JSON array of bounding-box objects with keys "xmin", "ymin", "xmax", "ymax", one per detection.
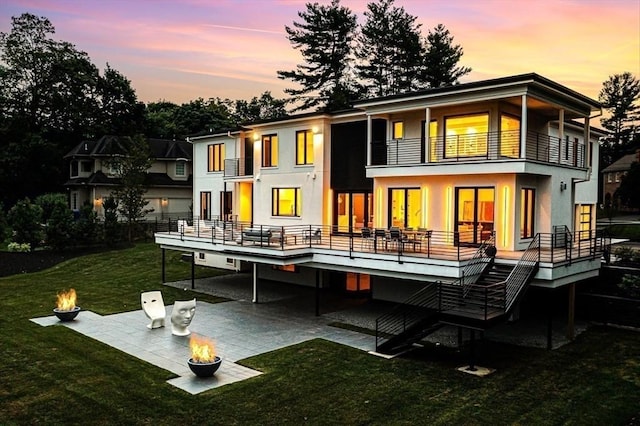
[
  {"xmin": 457, "ymin": 327, "xmax": 463, "ymax": 349},
  {"xmin": 191, "ymin": 252, "xmax": 195, "ymax": 289},
  {"xmin": 467, "ymin": 330, "xmax": 477, "ymax": 372},
  {"xmin": 161, "ymin": 248, "xmax": 165, "ymax": 283},
  {"xmin": 315, "ymin": 269, "xmax": 320, "ymax": 316},
  {"xmin": 547, "ymin": 289, "xmax": 554, "ymax": 350},
  {"xmin": 252, "ymin": 263, "xmax": 258, "ymax": 303},
  {"xmin": 567, "ymin": 283, "xmax": 576, "ymax": 341}
]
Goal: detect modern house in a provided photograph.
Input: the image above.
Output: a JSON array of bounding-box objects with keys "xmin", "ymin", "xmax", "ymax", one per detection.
[
  {"xmin": 65, "ymin": 135, "xmax": 193, "ymax": 219},
  {"xmin": 155, "ymin": 73, "xmax": 606, "ymax": 354}
]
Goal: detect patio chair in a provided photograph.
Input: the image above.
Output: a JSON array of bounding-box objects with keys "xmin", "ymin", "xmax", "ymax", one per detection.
[
  {"xmin": 387, "ymin": 227, "xmax": 402, "ymax": 250},
  {"xmin": 141, "ymin": 291, "xmax": 166, "ymax": 329},
  {"xmin": 303, "ymin": 228, "xmax": 322, "ymax": 243},
  {"xmin": 361, "ymin": 227, "xmax": 374, "ymax": 249}
]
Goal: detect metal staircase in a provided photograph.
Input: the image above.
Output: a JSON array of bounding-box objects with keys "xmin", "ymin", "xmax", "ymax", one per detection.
[{"xmin": 375, "ymin": 236, "xmax": 541, "ymax": 355}]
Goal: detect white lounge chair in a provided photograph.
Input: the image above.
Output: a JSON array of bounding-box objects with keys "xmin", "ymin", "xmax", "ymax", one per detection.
[{"xmin": 141, "ymin": 291, "xmax": 166, "ymax": 329}]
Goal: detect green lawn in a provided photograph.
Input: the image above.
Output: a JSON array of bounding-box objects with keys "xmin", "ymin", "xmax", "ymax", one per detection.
[{"xmin": 1, "ymin": 244, "xmax": 639, "ymax": 425}]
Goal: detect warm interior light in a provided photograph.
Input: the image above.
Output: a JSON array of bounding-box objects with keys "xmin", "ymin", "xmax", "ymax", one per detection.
[
  {"xmin": 253, "ymin": 132, "xmax": 260, "ymax": 141},
  {"xmin": 189, "ymin": 334, "xmax": 216, "ymax": 363},
  {"xmin": 502, "ymin": 186, "xmax": 510, "ymax": 247},
  {"xmin": 312, "ymin": 125, "xmax": 319, "ymax": 134},
  {"xmin": 161, "ymin": 198, "xmax": 168, "ymax": 206},
  {"xmin": 94, "ymin": 197, "xmax": 102, "ymax": 207},
  {"xmin": 445, "ymin": 186, "xmax": 453, "ymax": 242},
  {"xmin": 56, "ymin": 288, "xmax": 77, "ymax": 311},
  {"xmin": 376, "ymin": 187, "xmax": 383, "ymax": 228},
  {"xmin": 422, "ymin": 187, "xmax": 429, "ymax": 229}
]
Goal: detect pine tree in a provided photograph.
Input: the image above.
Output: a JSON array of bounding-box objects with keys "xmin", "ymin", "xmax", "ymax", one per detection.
[
  {"xmin": 277, "ymin": 0, "xmax": 358, "ymax": 112},
  {"xmin": 356, "ymin": 0, "xmax": 426, "ymax": 97},
  {"xmin": 599, "ymin": 72, "xmax": 640, "ymax": 166},
  {"xmin": 422, "ymin": 24, "xmax": 471, "ymax": 88}
]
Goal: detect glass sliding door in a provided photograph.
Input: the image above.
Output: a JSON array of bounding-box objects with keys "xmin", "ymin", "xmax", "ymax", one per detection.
[
  {"xmin": 389, "ymin": 188, "xmax": 421, "ymax": 229},
  {"xmin": 335, "ymin": 192, "xmax": 373, "ymax": 233},
  {"xmin": 200, "ymin": 191, "xmax": 211, "ymax": 220},
  {"xmin": 455, "ymin": 187, "xmax": 494, "ymax": 245}
]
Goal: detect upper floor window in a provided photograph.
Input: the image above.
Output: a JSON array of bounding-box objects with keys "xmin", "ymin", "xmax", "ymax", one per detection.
[
  {"xmin": 81, "ymin": 161, "xmax": 92, "ymax": 173},
  {"xmin": 615, "ymin": 172, "xmax": 620, "ymax": 182},
  {"xmin": 208, "ymin": 144, "xmax": 225, "ymax": 172},
  {"xmin": 71, "ymin": 161, "xmax": 79, "ymax": 177},
  {"xmin": 607, "ymin": 173, "xmax": 612, "ymax": 183},
  {"xmin": 296, "ymin": 130, "xmax": 314, "ymax": 165},
  {"xmin": 109, "ymin": 162, "xmax": 121, "ymax": 176},
  {"xmin": 175, "ymin": 161, "xmax": 186, "ymax": 176},
  {"xmin": 444, "ymin": 113, "xmax": 489, "ymax": 158},
  {"xmin": 272, "ymin": 187, "xmax": 300, "ymax": 217},
  {"xmin": 392, "ymin": 121, "xmax": 404, "ymax": 139},
  {"xmin": 262, "ymin": 134, "xmax": 278, "ymax": 167},
  {"xmin": 500, "ymin": 114, "xmax": 520, "ymax": 158}
]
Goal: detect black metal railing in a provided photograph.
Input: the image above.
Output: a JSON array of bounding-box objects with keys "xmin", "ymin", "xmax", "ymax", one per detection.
[
  {"xmin": 224, "ymin": 157, "xmax": 253, "ymax": 178},
  {"xmin": 504, "ymin": 234, "xmax": 540, "ymax": 312},
  {"xmin": 372, "ymin": 130, "xmax": 586, "ymax": 168}
]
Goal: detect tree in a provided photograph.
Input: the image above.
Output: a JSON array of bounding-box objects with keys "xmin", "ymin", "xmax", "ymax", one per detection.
[
  {"xmin": 599, "ymin": 72, "xmax": 640, "ymax": 166},
  {"xmin": 421, "ymin": 24, "xmax": 471, "ymax": 89},
  {"xmin": 109, "ymin": 135, "xmax": 153, "ymax": 242},
  {"xmin": 7, "ymin": 197, "xmax": 43, "ymax": 248},
  {"xmin": 0, "ymin": 13, "xmax": 143, "ymax": 207},
  {"xmin": 356, "ymin": 0, "xmax": 426, "ymax": 97},
  {"xmin": 232, "ymin": 91, "xmax": 288, "ymax": 123},
  {"xmin": 102, "ymin": 196, "xmax": 120, "ymax": 245},
  {"xmin": 615, "ymin": 161, "xmax": 640, "ymax": 210},
  {"xmin": 277, "ymin": 0, "xmax": 358, "ymax": 112}
]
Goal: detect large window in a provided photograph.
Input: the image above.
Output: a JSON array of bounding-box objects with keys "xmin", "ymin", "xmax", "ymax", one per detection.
[
  {"xmin": 520, "ymin": 188, "xmax": 535, "ymax": 239},
  {"xmin": 428, "ymin": 120, "xmax": 438, "ymax": 162},
  {"xmin": 262, "ymin": 134, "xmax": 278, "ymax": 167},
  {"xmin": 207, "ymin": 144, "xmax": 225, "ymax": 172},
  {"xmin": 272, "ymin": 188, "xmax": 300, "ymax": 217},
  {"xmin": 578, "ymin": 204, "xmax": 593, "ymax": 240},
  {"xmin": 500, "ymin": 114, "xmax": 520, "ymax": 158},
  {"xmin": 389, "ymin": 188, "xmax": 421, "ymax": 229},
  {"xmin": 296, "ymin": 130, "xmax": 314, "ymax": 165},
  {"xmin": 200, "ymin": 191, "xmax": 211, "ymax": 220},
  {"xmin": 392, "ymin": 121, "xmax": 404, "ymax": 139},
  {"xmin": 456, "ymin": 187, "xmax": 494, "ymax": 245},
  {"xmin": 444, "ymin": 113, "xmax": 489, "ymax": 158}
]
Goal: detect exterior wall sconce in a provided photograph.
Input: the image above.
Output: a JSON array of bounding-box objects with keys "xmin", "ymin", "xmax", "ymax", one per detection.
[
  {"xmin": 161, "ymin": 198, "xmax": 168, "ymax": 206},
  {"xmin": 312, "ymin": 126, "xmax": 320, "ymax": 134},
  {"xmin": 560, "ymin": 181, "xmax": 567, "ymax": 191},
  {"xmin": 94, "ymin": 197, "xmax": 102, "ymax": 207},
  {"xmin": 253, "ymin": 132, "xmax": 260, "ymax": 141},
  {"xmin": 255, "ymin": 173, "xmax": 261, "ymax": 182}
]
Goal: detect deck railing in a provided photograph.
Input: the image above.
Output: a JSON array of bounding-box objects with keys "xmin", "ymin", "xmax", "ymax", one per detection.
[
  {"xmin": 372, "ymin": 130, "xmax": 586, "ymax": 168},
  {"xmin": 162, "ymin": 218, "xmax": 604, "ymax": 266},
  {"xmin": 224, "ymin": 157, "xmax": 253, "ymax": 178}
]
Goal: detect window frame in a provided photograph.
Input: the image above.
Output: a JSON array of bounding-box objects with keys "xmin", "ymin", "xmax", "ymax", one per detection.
[
  {"xmin": 520, "ymin": 188, "xmax": 535, "ymax": 239},
  {"xmin": 207, "ymin": 143, "xmax": 225, "ymax": 172},
  {"xmin": 175, "ymin": 161, "xmax": 186, "ymax": 176},
  {"xmin": 296, "ymin": 130, "xmax": 314, "ymax": 165},
  {"xmin": 443, "ymin": 112, "xmax": 490, "ymax": 158},
  {"xmin": 392, "ymin": 121, "xmax": 404, "ymax": 140},
  {"xmin": 271, "ymin": 187, "xmax": 301, "ymax": 217},
  {"xmin": 262, "ymin": 134, "xmax": 278, "ymax": 168}
]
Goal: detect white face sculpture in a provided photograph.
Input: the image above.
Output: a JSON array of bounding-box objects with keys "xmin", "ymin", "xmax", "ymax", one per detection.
[{"xmin": 171, "ymin": 298, "xmax": 196, "ymax": 336}]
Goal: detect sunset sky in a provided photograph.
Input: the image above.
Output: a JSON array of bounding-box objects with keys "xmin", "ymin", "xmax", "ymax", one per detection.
[{"xmin": 1, "ymin": 0, "xmax": 638, "ymax": 106}]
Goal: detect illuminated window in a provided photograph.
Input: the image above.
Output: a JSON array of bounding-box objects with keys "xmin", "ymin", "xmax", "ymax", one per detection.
[
  {"xmin": 389, "ymin": 188, "xmax": 421, "ymax": 229},
  {"xmin": 615, "ymin": 172, "xmax": 620, "ymax": 183},
  {"xmin": 444, "ymin": 113, "xmax": 489, "ymax": 158},
  {"xmin": 578, "ymin": 204, "xmax": 592, "ymax": 240},
  {"xmin": 207, "ymin": 144, "xmax": 225, "ymax": 172},
  {"xmin": 296, "ymin": 130, "xmax": 314, "ymax": 165},
  {"xmin": 607, "ymin": 173, "xmax": 612, "ymax": 183},
  {"xmin": 500, "ymin": 114, "xmax": 520, "ymax": 158},
  {"xmin": 428, "ymin": 120, "xmax": 438, "ymax": 162},
  {"xmin": 262, "ymin": 134, "xmax": 278, "ymax": 167},
  {"xmin": 392, "ymin": 121, "xmax": 404, "ymax": 139},
  {"xmin": 520, "ymin": 188, "xmax": 535, "ymax": 239},
  {"xmin": 272, "ymin": 264, "xmax": 298, "ymax": 272},
  {"xmin": 272, "ymin": 188, "xmax": 300, "ymax": 217}
]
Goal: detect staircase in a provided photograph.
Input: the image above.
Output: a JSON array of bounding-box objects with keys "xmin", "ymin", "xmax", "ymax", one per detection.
[{"xmin": 375, "ymin": 236, "xmax": 541, "ymax": 355}]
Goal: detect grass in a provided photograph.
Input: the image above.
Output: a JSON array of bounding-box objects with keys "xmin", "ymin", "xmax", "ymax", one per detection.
[
  {"xmin": 1, "ymin": 243, "xmax": 639, "ymax": 425},
  {"xmin": 601, "ymin": 223, "xmax": 640, "ymax": 241}
]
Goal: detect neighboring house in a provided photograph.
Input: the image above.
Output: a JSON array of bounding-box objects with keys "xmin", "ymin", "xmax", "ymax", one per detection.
[
  {"xmin": 64, "ymin": 135, "xmax": 193, "ymax": 219},
  {"xmin": 156, "ymin": 73, "xmax": 605, "ymax": 353},
  {"xmin": 601, "ymin": 151, "xmax": 639, "ymax": 208}
]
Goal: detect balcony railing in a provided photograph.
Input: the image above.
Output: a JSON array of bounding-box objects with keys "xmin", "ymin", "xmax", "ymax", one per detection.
[
  {"xmin": 224, "ymin": 157, "xmax": 253, "ymax": 178},
  {"xmin": 372, "ymin": 130, "xmax": 586, "ymax": 168},
  {"xmin": 159, "ymin": 218, "xmax": 606, "ymax": 266}
]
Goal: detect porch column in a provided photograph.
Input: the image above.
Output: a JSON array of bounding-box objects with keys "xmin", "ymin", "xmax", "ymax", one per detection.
[
  {"xmin": 584, "ymin": 116, "xmax": 591, "ymax": 170},
  {"xmin": 252, "ymin": 263, "xmax": 258, "ymax": 303},
  {"xmin": 567, "ymin": 283, "xmax": 576, "ymax": 340},
  {"xmin": 366, "ymin": 114, "xmax": 372, "ymax": 166},
  {"xmin": 520, "ymin": 94, "xmax": 528, "ymax": 159},
  {"xmin": 558, "ymin": 109, "xmax": 565, "ymax": 142},
  {"xmin": 424, "ymin": 107, "xmax": 431, "ymax": 163}
]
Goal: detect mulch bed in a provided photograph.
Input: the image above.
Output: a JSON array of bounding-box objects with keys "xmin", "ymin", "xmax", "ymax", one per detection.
[{"xmin": 0, "ymin": 246, "xmax": 127, "ymax": 277}]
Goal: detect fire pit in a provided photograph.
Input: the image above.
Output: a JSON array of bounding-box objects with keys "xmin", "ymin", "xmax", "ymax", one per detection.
[
  {"xmin": 53, "ymin": 288, "xmax": 81, "ymax": 322},
  {"xmin": 187, "ymin": 334, "xmax": 221, "ymax": 377}
]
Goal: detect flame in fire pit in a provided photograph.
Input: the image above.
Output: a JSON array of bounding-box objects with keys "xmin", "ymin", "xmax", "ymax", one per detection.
[
  {"xmin": 56, "ymin": 288, "xmax": 77, "ymax": 311},
  {"xmin": 189, "ymin": 334, "xmax": 216, "ymax": 363}
]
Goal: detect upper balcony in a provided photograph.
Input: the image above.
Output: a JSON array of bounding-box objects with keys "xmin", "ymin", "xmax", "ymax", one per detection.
[
  {"xmin": 224, "ymin": 157, "xmax": 253, "ymax": 179},
  {"xmin": 372, "ymin": 130, "xmax": 586, "ymax": 169}
]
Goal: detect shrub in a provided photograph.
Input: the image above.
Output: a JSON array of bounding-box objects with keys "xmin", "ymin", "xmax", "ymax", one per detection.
[
  {"xmin": 613, "ymin": 246, "xmax": 636, "ymax": 263},
  {"xmin": 45, "ymin": 203, "xmax": 74, "ymax": 250},
  {"xmin": 8, "ymin": 198, "xmax": 43, "ymax": 248},
  {"xmin": 618, "ymin": 274, "xmax": 640, "ymax": 298},
  {"xmin": 7, "ymin": 242, "xmax": 31, "ymax": 252},
  {"xmin": 74, "ymin": 201, "xmax": 102, "ymax": 245},
  {"xmin": 35, "ymin": 193, "xmax": 68, "ymax": 224}
]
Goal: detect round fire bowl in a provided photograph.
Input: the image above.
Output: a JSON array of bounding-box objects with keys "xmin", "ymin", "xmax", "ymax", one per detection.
[
  {"xmin": 188, "ymin": 356, "xmax": 222, "ymax": 377},
  {"xmin": 53, "ymin": 306, "xmax": 81, "ymax": 322}
]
